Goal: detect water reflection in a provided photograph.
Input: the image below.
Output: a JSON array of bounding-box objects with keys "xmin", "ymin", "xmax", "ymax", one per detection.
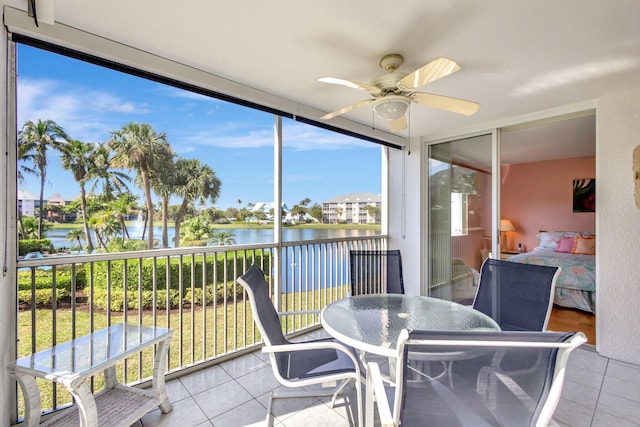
[{"xmin": 45, "ymin": 226, "xmax": 378, "ymax": 249}]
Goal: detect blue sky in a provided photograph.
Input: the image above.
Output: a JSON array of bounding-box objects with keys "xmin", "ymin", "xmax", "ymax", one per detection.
[{"xmin": 17, "ymin": 44, "xmax": 382, "ymax": 210}]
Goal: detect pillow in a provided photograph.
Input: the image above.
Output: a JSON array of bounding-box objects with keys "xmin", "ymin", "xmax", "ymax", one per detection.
[
  {"xmin": 536, "ymin": 231, "xmax": 580, "ymax": 250},
  {"xmin": 572, "ymin": 236, "xmax": 596, "ymax": 255},
  {"xmin": 556, "ymin": 237, "xmax": 575, "ymax": 253}
]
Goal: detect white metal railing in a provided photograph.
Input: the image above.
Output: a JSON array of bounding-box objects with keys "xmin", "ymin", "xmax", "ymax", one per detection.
[{"xmin": 14, "ymin": 234, "xmax": 387, "ymax": 421}]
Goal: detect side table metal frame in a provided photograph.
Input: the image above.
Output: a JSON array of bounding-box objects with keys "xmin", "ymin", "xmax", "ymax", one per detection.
[{"xmin": 9, "ymin": 325, "xmax": 173, "ymax": 427}]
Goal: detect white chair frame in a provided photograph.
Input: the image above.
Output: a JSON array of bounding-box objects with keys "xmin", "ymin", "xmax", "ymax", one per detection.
[
  {"xmin": 238, "ymin": 271, "xmax": 363, "ymax": 427},
  {"xmin": 366, "ymin": 329, "xmax": 587, "ymax": 427}
]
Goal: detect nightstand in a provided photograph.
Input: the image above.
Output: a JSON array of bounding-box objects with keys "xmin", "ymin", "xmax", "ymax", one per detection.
[{"xmin": 500, "ymin": 250, "xmax": 519, "ymax": 260}]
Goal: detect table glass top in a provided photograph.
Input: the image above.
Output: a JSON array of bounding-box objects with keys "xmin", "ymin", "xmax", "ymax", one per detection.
[
  {"xmin": 322, "ymin": 294, "xmax": 499, "ymax": 352},
  {"xmin": 14, "ymin": 323, "xmax": 172, "ymax": 377}
]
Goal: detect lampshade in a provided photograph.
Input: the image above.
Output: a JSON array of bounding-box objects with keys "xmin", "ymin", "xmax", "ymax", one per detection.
[
  {"xmin": 373, "ymin": 95, "xmax": 411, "ymax": 120},
  {"xmin": 500, "ymin": 219, "xmax": 515, "ymax": 232}
]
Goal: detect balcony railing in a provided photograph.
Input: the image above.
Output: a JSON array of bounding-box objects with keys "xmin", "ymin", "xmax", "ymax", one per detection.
[{"xmin": 14, "ymin": 234, "xmax": 387, "ymax": 421}]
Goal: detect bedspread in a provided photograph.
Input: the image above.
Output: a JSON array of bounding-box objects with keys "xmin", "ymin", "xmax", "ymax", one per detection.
[{"xmin": 506, "ymin": 249, "xmax": 595, "ymax": 292}]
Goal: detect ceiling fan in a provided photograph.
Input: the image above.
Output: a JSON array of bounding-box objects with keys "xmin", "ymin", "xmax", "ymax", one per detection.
[{"xmin": 318, "ymin": 53, "xmax": 480, "ymax": 132}]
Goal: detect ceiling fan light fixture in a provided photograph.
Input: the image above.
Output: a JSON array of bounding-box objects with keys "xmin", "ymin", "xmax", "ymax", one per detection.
[{"xmin": 373, "ymin": 96, "xmax": 411, "ymax": 120}]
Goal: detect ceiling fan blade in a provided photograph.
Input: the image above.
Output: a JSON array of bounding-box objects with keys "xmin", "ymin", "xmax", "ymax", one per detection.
[
  {"xmin": 320, "ymin": 99, "xmax": 375, "ymax": 120},
  {"xmin": 318, "ymin": 77, "xmax": 378, "ymax": 92},
  {"xmin": 389, "ymin": 115, "xmax": 407, "ymax": 132},
  {"xmin": 398, "ymin": 57, "xmax": 461, "ymax": 90},
  {"xmin": 413, "ymin": 92, "xmax": 480, "ymax": 116}
]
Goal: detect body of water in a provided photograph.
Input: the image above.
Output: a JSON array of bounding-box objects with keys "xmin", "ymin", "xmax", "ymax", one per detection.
[
  {"xmin": 45, "ymin": 224, "xmax": 378, "ymax": 249},
  {"xmin": 45, "ymin": 224, "xmax": 378, "ymax": 292}
]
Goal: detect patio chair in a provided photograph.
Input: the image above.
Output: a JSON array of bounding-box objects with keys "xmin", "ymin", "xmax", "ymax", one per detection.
[
  {"xmin": 349, "ymin": 250, "xmax": 404, "ymax": 295},
  {"xmin": 237, "ymin": 264, "xmax": 363, "ymax": 427},
  {"xmin": 473, "ymin": 258, "xmax": 561, "ymax": 331},
  {"xmin": 366, "ymin": 329, "xmax": 586, "ymax": 427}
]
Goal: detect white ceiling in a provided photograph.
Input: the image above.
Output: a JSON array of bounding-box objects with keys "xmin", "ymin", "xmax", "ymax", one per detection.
[{"xmin": 6, "ymin": 0, "xmax": 640, "ymax": 159}]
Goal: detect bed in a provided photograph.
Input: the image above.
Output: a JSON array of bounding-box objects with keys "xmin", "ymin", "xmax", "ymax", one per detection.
[{"xmin": 506, "ymin": 231, "xmax": 595, "ymax": 313}]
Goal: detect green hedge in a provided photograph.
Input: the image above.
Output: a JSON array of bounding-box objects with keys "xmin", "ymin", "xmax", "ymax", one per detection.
[
  {"xmin": 17, "ymin": 252, "xmax": 267, "ymax": 311},
  {"xmin": 183, "ymin": 281, "xmax": 244, "ymax": 305},
  {"xmin": 91, "ymin": 251, "xmax": 269, "ymax": 292},
  {"xmin": 17, "ymin": 269, "xmax": 87, "ymax": 292},
  {"xmin": 18, "ymin": 289, "xmax": 70, "ymax": 307},
  {"xmin": 19, "ymin": 239, "xmax": 54, "ymax": 256},
  {"xmin": 92, "ymin": 288, "xmax": 182, "ymax": 311},
  {"xmin": 92, "ymin": 280, "xmax": 245, "ymax": 311}
]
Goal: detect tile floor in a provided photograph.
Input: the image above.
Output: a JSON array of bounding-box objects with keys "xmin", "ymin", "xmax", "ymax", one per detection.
[{"xmin": 138, "ymin": 330, "xmax": 640, "ymax": 427}]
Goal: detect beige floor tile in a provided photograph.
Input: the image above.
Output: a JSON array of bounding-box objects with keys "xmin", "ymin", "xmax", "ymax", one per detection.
[
  {"xmin": 178, "ymin": 365, "xmax": 233, "ymax": 395},
  {"xmin": 235, "ymin": 364, "xmax": 282, "ymax": 398},
  {"xmin": 596, "ymin": 390, "xmax": 640, "ymax": 424},
  {"xmin": 210, "ymin": 398, "xmax": 271, "ymax": 427},
  {"xmin": 279, "ymin": 399, "xmax": 351, "ymax": 427},
  {"xmin": 164, "ymin": 378, "xmax": 191, "ymax": 403},
  {"xmin": 592, "ymin": 411, "xmax": 640, "ymax": 427},
  {"xmin": 140, "ymin": 397, "xmax": 209, "ymax": 427},
  {"xmin": 220, "ymin": 352, "xmax": 270, "ymax": 379},
  {"xmin": 560, "ymin": 377, "xmax": 600, "ymax": 409},
  {"xmin": 255, "ymin": 386, "xmax": 321, "ymax": 422},
  {"xmin": 193, "ymin": 379, "xmax": 254, "ymax": 419},
  {"xmin": 553, "ymin": 397, "xmax": 595, "ymax": 427}
]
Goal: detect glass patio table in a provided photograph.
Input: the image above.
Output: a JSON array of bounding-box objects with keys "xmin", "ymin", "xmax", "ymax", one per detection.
[{"xmin": 321, "ymin": 294, "xmax": 500, "ymax": 358}]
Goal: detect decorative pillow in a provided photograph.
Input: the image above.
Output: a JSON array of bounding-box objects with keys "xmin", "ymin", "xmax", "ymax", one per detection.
[
  {"xmin": 536, "ymin": 231, "xmax": 580, "ymax": 250},
  {"xmin": 572, "ymin": 236, "xmax": 596, "ymax": 255},
  {"xmin": 556, "ymin": 237, "xmax": 575, "ymax": 253}
]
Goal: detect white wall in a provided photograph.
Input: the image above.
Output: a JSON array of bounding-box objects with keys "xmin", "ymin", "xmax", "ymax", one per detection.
[
  {"xmin": 387, "ymin": 138, "xmax": 422, "ymax": 295},
  {"xmin": 597, "ymin": 88, "xmax": 640, "ymax": 364}
]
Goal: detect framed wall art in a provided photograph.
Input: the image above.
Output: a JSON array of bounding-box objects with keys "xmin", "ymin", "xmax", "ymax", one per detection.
[{"xmin": 573, "ymin": 178, "xmax": 596, "ymax": 212}]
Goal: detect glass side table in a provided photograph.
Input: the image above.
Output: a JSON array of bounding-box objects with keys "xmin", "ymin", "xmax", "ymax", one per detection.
[{"xmin": 9, "ymin": 323, "xmax": 173, "ymax": 427}]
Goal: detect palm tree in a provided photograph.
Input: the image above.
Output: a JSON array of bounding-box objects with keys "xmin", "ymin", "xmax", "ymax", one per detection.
[
  {"xmin": 109, "ymin": 122, "xmax": 172, "ymax": 249},
  {"xmin": 60, "ymin": 139, "xmax": 97, "ymax": 251},
  {"xmin": 89, "ymin": 143, "xmax": 131, "ymax": 200},
  {"xmin": 172, "ymin": 157, "xmax": 221, "ymax": 247},
  {"xmin": 109, "ymin": 193, "xmax": 137, "ymax": 241},
  {"xmin": 148, "ymin": 155, "xmax": 177, "ymax": 248},
  {"xmin": 209, "ymin": 230, "xmax": 236, "ymax": 246},
  {"xmin": 18, "ymin": 119, "xmax": 69, "ymax": 238},
  {"xmin": 66, "ymin": 229, "xmax": 84, "ymax": 250}
]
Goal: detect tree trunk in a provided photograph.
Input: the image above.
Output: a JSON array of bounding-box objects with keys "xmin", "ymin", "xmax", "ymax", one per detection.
[
  {"xmin": 141, "ymin": 168, "xmax": 154, "ymax": 249},
  {"xmin": 79, "ymin": 185, "xmax": 95, "ymax": 251},
  {"xmin": 161, "ymin": 195, "xmax": 169, "ymax": 248},
  {"xmin": 38, "ymin": 173, "xmax": 46, "ymax": 239},
  {"xmin": 18, "ymin": 212, "xmax": 27, "ymax": 239},
  {"xmin": 174, "ymin": 200, "xmax": 189, "ymax": 248},
  {"xmin": 141, "ymin": 212, "xmax": 148, "ymax": 241},
  {"xmin": 120, "ymin": 217, "xmax": 130, "ymax": 240}
]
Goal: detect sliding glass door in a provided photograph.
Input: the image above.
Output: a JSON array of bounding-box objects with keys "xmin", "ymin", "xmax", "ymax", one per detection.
[{"xmin": 427, "ymin": 133, "xmax": 493, "ymax": 303}]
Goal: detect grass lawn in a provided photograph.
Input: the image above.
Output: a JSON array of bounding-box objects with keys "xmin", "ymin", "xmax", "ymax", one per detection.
[{"xmin": 16, "ymin": 285, "xmax": 347, "ymax": 419}]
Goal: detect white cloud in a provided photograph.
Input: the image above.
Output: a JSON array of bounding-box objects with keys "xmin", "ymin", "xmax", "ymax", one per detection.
[
  {"xmin": 17, "ymin": 77, "xmax": 149, "ymax": 142},
  {"xmin": 176, "ymin": 121, "xmax": 375, "ymax": 151}
]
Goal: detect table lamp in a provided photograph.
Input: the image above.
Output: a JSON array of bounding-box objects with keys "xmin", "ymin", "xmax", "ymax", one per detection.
[{"xmin": 500, "ymin": 219, "xmax": 515, "ymax": 250}]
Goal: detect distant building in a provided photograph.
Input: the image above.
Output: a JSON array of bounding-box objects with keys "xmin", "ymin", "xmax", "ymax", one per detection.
[
  {"xmin": 17, "ymin": 189, "xmax": 38, "ymax": 218},
  {"xmin": 18, "ymin": 190, "xmax": 78, "ymax": 222},
  {"xmin": 251, "ymin": 202, "xmax": 291, "ymax": 221},
  {"xmin": 322, "ymin": 192, "xmax": 381, "ymax": 224}
]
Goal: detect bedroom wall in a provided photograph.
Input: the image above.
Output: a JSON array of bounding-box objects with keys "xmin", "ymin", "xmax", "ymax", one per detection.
[{"xmin": 501, "ymin": 156, "xmax": 596, "ymax": 252}]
